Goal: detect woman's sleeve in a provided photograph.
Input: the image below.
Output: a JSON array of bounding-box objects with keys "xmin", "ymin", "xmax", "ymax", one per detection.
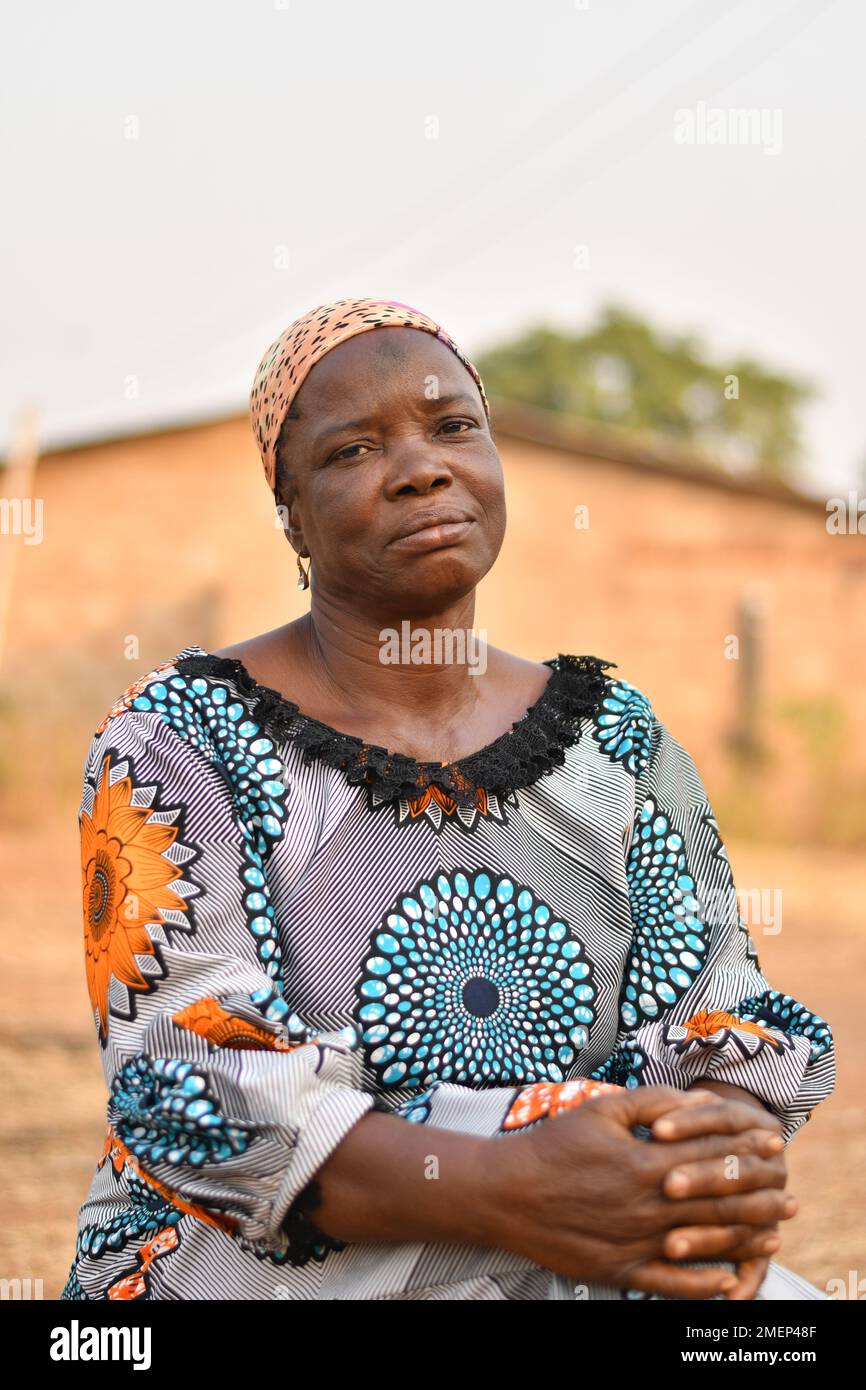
[
  {"xmin": 80, "ymin": 699, "xmax": 383, "ymax": 1261},
  {"xmin": 604, "ymin": 712, "xmax": 836, "ymax": 1144}
]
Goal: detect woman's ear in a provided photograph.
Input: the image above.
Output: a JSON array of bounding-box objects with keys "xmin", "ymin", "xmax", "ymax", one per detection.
[
  {"xmin": 282, "ymin": 494, "xmax": 307, "ymax": 556},
  {"xmin": 273, "ymin": 461, "xmax": 301, "ymax": 550}
]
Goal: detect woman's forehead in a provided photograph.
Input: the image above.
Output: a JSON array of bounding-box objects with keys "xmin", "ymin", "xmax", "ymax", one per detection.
[{"xmin": 291, "ymin": 328, "xmax": 480, "ymax": 417}]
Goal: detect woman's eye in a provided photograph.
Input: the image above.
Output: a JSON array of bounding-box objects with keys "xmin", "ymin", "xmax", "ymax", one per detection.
[
  {"xmin": 331, "ymin": 443, "xmax": 370, "ymax": 462},
  {"xmin": 438, "ymin": 418, "xmax": 474, "ymax": 434},
  {"xmin": 328, "ymin": 421, "xmax": 474, "ymax": 461}
]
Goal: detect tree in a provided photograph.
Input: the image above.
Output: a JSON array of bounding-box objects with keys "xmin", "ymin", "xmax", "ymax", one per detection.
[{"xmin": 474, "ymin": 305, "xmax": 814, "ymax": 481}]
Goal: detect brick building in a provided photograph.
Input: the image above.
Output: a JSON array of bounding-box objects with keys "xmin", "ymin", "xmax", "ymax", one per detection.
[{"xmin": 3, "ymin": 398, "xmax": 865, "ymax": 842}]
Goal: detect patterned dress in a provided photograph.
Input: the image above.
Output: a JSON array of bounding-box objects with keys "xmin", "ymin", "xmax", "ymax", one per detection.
[{"xmin": 62, "ymin": 645, "xmax": 835, "ymax": 1301}]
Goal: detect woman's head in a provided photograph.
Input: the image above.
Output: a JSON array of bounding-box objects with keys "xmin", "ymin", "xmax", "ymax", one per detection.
[{"xmin": 250, "ymin": 298, "xmax": 506, "ymax": 617}]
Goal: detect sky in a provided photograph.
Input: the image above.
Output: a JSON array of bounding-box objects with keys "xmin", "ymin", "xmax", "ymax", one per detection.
[{"xmin": 2, "ymin": 0, "xmax": 864, "ymax": 496}]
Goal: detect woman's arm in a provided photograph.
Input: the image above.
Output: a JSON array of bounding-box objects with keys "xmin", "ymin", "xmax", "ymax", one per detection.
[
  {"xmin": 603, "ymin": 709, "xmax": 836, "ymax": 1142},
  {"xmin": 299, "ymin": 1109, "xmax": 495, "ymax": 1246},
  {"xmin": 307, "ymin": 1084, "xmax": 795, "ymax": 1297},
  {"xmin": 78, "ymin": 704, "xmax": 379, "ymax": 1258},
  {"xmin": 593, "ymin": 700, "xmax": 834, "ymax": 1296},
  {"xmin": 687, "ymin": 1078, "xmax": 776, "ymax": 1112}
]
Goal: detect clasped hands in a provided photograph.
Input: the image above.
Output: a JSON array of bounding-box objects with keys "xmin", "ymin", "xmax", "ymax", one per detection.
[
  {"xmin": 499, "ymin": 1078, "xmax": 792, "ymax": 1299},
  {"xmin": 646, "ymin": 1078, "xmax": 790, "ymax": 1299}
]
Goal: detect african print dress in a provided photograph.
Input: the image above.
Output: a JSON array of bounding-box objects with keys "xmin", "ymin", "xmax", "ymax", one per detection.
[{"xmin": 62, "ymin": 645, "xmax": 836, "ymax": 1301}]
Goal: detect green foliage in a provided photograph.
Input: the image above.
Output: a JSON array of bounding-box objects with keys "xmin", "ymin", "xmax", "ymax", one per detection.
[
  {"xmin": 475, "ymin": 304, "xmax": 814, "ymax": 479},
  {"xmin": 776, "ymin": 694, "xmax": 845, "ymax": 763}
]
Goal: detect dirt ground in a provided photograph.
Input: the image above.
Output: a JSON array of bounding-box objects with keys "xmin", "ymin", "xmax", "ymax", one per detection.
[{"xmin": 1, "ymin": 819, "xmax": 862, "ymax": 1300}]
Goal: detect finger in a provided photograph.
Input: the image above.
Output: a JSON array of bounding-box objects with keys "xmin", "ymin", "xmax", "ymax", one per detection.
[
  {"xmin": 648, "ymin": 1127, "xmax": 788, "ymax": 1170},
  {"xmin": 593, "ymin": 1086, "xmax": 718, "ymax": 1136},
  {"xmin": 663, "ymin": 1153, "xmax": 787, "ymax": 1200},
  {"xmin": 636, "ymin": 1128, "xmax": 787, "ymax": 1196},
  {"xmin": 652, "ymin": 1099, "xmax": 783, "ymax": 1144},
  {"xmin": 664, "ymin": 1224, "xmax": 781, "ymax": 1262},
  {"xmin": 627, "ymin": 1259, "xmax": 739, "ymax": 1300},
  {"xmin": 662, "ymin": 1189, "xmax": 798, "ymax": 1229},
  {"xmin": 654, "ymin": 1119, "xmax": 785, "ymax": 1159},
  {"xmin": 724, "ymin": 1256, "xmax": 770, "ymax": 1300}
]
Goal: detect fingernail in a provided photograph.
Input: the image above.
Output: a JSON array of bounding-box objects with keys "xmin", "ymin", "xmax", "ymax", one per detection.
[
  {"xmin": 720, "ymin": 1275, "xmax": 738, "ymax": 1291},
  {"xmin": 762, "ymin": 1236, "xmax": 781, "ymax": 1253},
  {"xmin": 654, "ymin": 1120, "xmax": 675, "ymax": 1137},
  {"xmin": 765, "ymin": 1135, "xmax": 785, "ymax": 1151},
  {"xmin": 670, "ymin": 1238, "xmax": 689, "ymax": 1257},
  {"xmin": 667, "ymin": 1170, "xmax": 689, "ymax": 1194},
  {"xmin": 785, "ymin": 1194, "xmax": 799, "ymax": 1214}
]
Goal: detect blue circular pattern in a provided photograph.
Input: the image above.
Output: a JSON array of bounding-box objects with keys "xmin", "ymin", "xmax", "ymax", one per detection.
[
  {"xmin": 735, "ymin": 990, "xmax": 833, "ymax": 1060},
  {"xmin": 394, "ymin": 1089, "xmax": 437, "ymax": 1124},
  {"xmin": 132, "ymin": 674, "xmax": 288, "ymax": 981},
  {"xmin": 621, "ymin": 797, "xmax": 709, "ymax": 1029},
  {"xmin": 59, "ymin": 1270, "xmax": 89, "ymax": 1300},
  {"xmin": 590, "ymin": 1040, "xmax": 645, "ymax": 1089},
  {"xmin": 77, "ymin": 1184, "xmax": 181, "ymax": 1260},
  {"xmin": 355, "ymin": 869, "xmax": 597, "ymax": 1089},
  {"xmin": 594, "ymin": 679, "xmax": 653, "ymax": 776},
  {"xmin": 109, "ymin": 1056, "xmax": 250, "ymax": 1167}
]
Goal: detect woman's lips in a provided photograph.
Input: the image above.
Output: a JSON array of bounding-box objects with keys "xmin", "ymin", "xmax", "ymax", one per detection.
[{"xmin": 386, "ymin": 519, "xmax": 475, "ymax": 552}]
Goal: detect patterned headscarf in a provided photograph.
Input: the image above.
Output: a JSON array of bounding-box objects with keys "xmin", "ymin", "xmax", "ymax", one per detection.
[{"xmin": 249, "ymin": 296, "xmax": 491, "ymax": 493}]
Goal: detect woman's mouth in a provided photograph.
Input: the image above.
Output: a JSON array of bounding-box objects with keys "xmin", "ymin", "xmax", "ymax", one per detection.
[{"xmin": 386, "ymin": 519, "xmax": 475, "ymax": 552}]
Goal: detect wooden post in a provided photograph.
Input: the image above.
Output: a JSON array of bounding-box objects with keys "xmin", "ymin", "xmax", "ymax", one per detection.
[{"xmin": 733, "ymin": 591, "xmax": 764, "ymax": 757}]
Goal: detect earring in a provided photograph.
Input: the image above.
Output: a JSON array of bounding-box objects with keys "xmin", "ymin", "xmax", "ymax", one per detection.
[{"xmin": 296, "ymin": 554, "xmax": 311, "ymax": 590}]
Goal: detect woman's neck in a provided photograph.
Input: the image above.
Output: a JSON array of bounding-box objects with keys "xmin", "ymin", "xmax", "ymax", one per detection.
[
  {"xmin": 295, "ymin": 600, "xmax": 490, "ymax": 733},
  {"xmin": 213, "ymin": 605, "xmax": 550, "ymax": 765}
]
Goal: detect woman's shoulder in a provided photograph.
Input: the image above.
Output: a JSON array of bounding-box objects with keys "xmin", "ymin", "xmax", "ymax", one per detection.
[
  {"xmin": 91, "ymin": 642, "xmax": 290, "ymax": 758},
  {"xmin": 84, "ymin": 646, "xmax": 293, "ymax": 862},
  {"xmin": 92, "ymin": 644, "xmax": 206, "ymax": 736},
  {"xmin": 571, "ymin": 658, "xmax": 659, "ymax": 781},
  {"xmin": 487, "ymin": 644, "xmax": 661, "ymax": 782},
  {"xmin": 531, "ymin": 649, "xmax": 656, "ymax": 725},
  {"xmin": 586, "ymin": 666, "xmax": 709, "ymax": 796},
  {"xmin": 590, "ymin": 661, "xmax": 657, "ymax": 720},
  {"xmin": 87, "ymin": 640, "xmax": 291, "ymax": 789}
]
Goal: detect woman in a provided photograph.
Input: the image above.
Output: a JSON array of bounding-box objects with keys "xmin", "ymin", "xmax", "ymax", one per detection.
[{"xmin": 65, "ymin": 297, "xmax": 835, "ymax": 1301}]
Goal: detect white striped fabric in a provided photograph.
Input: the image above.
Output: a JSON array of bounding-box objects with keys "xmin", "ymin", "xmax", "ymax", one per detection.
[{"xmin": 62, "ymin": 647, "xmax": 835, "ymax": 1301}]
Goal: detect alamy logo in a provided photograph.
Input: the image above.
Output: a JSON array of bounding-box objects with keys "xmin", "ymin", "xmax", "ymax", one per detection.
[
  {"xmin": 0, "ymin": 496, "xmax": 43, "ymax": 544},
  {"xmin": 0, "ymin": 1277, "xmax": 43, "ymax": 1299},
  {"xmin": 674, "ymin": 101, "xmax": 783, "ymax": 156},
  {"xmin": 379, "ymin": 621, "xmax": 488, "ymax": 675},
  {"xmin": 49, "ymin": 1320, "xmax": 152, "ymax": 1370}
]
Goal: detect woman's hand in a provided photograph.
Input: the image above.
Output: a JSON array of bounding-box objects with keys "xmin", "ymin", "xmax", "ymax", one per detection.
[
  {"xmin": 489, "ymin": 1085, "xmax": 796, "ymax": 1298},
  {"xmin": 649, "ymin": 1080, "xmax": 792, "ymax": 1298}
]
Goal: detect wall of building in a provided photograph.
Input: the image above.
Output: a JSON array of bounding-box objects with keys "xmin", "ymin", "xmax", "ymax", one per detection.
[{"xmin": 3, "ymin": 408, "xmax": 864, "ymax": 840}]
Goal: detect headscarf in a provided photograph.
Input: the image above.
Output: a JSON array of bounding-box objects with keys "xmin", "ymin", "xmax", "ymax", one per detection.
[{"xmin": 249, "ymin": 296, "xmax": 491, "ymax": 493}]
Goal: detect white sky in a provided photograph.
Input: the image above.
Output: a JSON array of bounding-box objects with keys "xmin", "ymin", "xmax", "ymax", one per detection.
[{"xmin": 2, "ymin": 0, "xmax": 863, "ymax": 495}]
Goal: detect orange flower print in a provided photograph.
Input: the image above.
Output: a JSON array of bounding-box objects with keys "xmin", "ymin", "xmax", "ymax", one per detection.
[
  {"xmin": 81, "ymin": 752, "xmax": 192, "ymax": 1042},
  {"xmin": 172, "ymin": 997, "xmax": 298, "ymax": 1051},
  {"xmin": 503, "ymin": 1078, "xmax": 622, "ymax": 1130},
  {"xmin": 107, "ymin": 1226, "xmax": 180, "ymax": 1300},
  {"xmin": 97, "ymin": 1126, "xmax": 236, "ymax": 1234},
  {"xmin": 679, "ymin": 1009, "xmax": 782, "ymax": 1047}
]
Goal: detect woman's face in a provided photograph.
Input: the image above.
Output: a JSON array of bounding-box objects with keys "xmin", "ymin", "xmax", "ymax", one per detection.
[{"xmin": 277, "ymin": 327, "xmax": 506, "ymax": 617}]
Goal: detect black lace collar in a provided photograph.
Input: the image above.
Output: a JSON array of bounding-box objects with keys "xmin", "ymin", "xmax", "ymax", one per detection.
[{"xmin": 175, "ymin": 645, "xmax": 616, "ymax": 808}]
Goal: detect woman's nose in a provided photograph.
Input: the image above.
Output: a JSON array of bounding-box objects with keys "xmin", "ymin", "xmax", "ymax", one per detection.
[{"xmin": 385, "ymin": 440, "xmax": 455, "ymax": 496}]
